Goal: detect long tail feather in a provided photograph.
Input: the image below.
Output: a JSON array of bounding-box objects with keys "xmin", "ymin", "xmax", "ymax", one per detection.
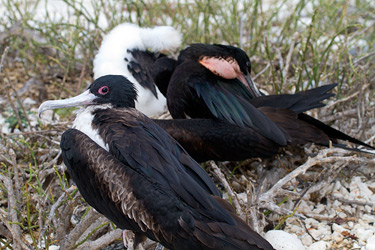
[{"xmin": 298, "ymin": 113, "xmax": 375, "ymax": 151}]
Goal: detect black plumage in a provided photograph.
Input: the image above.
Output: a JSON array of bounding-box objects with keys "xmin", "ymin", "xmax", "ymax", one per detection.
[
  {"xmin": 39, "ymin": 75, "xmax": 275, "ymax": 250},
  {"xmin": 127, "ymin": 49, "xmax": 167, "ymax": 98},
  {"xmin": 150, "ymin": 43, "xmax": 374, "ymax": 155},
  {"xmin": 121, "ymin": 43, "xmax": 374, "ymax": 163},
  {"xmin": 154, "ymin": 118, "xmax": 279, "ymax": 162},
  {"xmin": 166, "ymin": 57, "xmax": 289, "ymax": 145},
  {"xmin": 151, "ymin": 85, "xmax": 337, "ymax": 162}
]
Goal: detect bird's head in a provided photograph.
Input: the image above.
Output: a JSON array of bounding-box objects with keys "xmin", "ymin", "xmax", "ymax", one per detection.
[
  {"xmin": 181, "ymin": 44, "xmax": 261, "ymax": 97},
  {"xmin": 38, "ymin": 75, "xmax": 137, "ymax": 117},
  {"xmin": 219, "ymin": 44, "xmax": 252, "ymax": 75}
]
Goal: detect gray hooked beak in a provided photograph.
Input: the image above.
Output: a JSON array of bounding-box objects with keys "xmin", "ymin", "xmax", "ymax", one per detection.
[
  {"xmin": 38, "ymin": 90, "xmax": 97, "ymax": 118},
  {"xmin": 243, "ymin": 73, "xmax": 262, "ymax": 98}
]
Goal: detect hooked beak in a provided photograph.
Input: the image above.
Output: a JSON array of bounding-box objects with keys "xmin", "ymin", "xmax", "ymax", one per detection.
[
  {"xmin": 38, "ymin": 90, "xmax": 97, "ymax": 118},
  {"xmin": 241, "ymin": 73, "xmax": 262, "ymax": 98}
]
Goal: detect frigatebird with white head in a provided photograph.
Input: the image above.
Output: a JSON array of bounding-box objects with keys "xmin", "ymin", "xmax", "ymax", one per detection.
[
  {"xmin": 38, "ymin": 75, "xmax": 275, "ymax": 250},
  {"xmin": 93, "ymin": 23, "xmax": 182, "ymax": 116}
]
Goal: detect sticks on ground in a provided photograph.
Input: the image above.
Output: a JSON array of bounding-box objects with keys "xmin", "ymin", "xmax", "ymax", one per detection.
[
  {"xmin": 255, "ymin": 148, "xmax": 375, "ymax": 219},
  {"xmin": 209, "ymin": 161, "xmax": 245, "ymax": 219},
  {"xmin": 0, "ymin": 162, "xmax": 32, "ymax": 250}
]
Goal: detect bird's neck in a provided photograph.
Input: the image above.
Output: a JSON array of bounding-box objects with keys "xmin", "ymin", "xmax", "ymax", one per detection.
[{"xmin": 72, "ymin": 105, "xmax": 113, "ymax": 151}]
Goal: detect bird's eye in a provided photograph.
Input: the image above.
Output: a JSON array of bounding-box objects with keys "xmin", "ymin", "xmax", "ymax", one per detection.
[
  {"xmin": 246, "ymin": 61, "xmax": 251, "ymax": 70},
  {"xmin": 98, "ymin": 86, "xmax": 109, "ymax": 95}
]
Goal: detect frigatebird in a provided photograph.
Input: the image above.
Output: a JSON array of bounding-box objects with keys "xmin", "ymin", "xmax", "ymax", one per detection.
[
  {"xmin": 152, "ymin": 83, "xmax": 338, "ymax": 162},
  {"xmin": 38, "ymin": 75, "xmax": 275, "ymax": 250},
  {"xmin": 93, "ymin": 23, "xmax": 182, "ymax": 116},
  {"xmin": 150, "ymin": 43, "xmax": 374, "ymax": 155},
  {"xmin": 94, "ymin": 25, "xmax": 373, "ymax": 160}
]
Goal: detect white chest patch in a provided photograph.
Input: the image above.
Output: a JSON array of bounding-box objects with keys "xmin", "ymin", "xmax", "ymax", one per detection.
[{"xmin": 73, "ymin": 107, "xmax": 109, "ymax": 151}]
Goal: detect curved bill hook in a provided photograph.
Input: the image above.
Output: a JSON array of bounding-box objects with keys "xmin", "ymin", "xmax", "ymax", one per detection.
[{"xmin": 38, "ymin": 90, "xmax": 97, "ymax": 117}]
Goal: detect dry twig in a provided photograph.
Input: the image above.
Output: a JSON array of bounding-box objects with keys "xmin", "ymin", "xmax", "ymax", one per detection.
[
  {"xmin": 255, "ymin": 148, "xmax": 368, "ymax": 219},
  {"xmin": 38, "ymin": 186, "xmax": 76, "ymax": 247},
  {"xmin": 59, "ymin": 208, "xmax": 102, "ymax": 250},
  {"xmin": 76, "ymin": 228, "xmax": 122, "ymax": 250},
  {"xmin": 0, "ymin": 170, "xmax": 31, "ymax": 249},
  {"xmin": 208, "ymin": 161, "xmax": 245, "ymax": 219},
  {"xmin": 329, "ymin": 194, "xmax": 374, "ymax": 207}
]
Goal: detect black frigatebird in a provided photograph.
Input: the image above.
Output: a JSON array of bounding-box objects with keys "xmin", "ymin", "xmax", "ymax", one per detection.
[
  {"xmin": 93, "ymin": 23, "xmax": 182, "ymax": 116},
  {"xmin": 151, "ymin": 43, "xmax": 374, "ymax": 155},
  {"xmin": 153, "ymin": 84, "xmax": 347, "ymax": 162},
  {"xmin": 38, "ymin": 75, "xmax": 275, "ymax": 250}
]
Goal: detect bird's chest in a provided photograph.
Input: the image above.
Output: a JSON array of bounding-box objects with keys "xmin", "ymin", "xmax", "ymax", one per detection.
[{"xmin": 73, "ymin": 108, "xmax": 109, "ymax": 151}]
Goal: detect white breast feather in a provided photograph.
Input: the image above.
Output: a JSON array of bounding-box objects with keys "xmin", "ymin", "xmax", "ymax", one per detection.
[{"xmin": 73, "ymin": 107, "xmax": 109, "ymax": 151}]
